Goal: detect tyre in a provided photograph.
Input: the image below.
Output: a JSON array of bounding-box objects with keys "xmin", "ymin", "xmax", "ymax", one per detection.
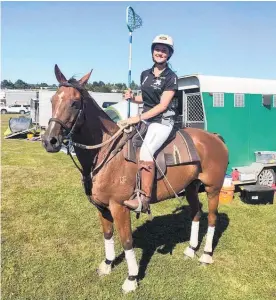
[
  {"xmin": 1, "ymin": 109, "xmax": 7, "ymax": 114},
  {"xmin": 257, "ymin": 168, "xmax": 276, "ymax": 187},
  {"xmin": 19, "ymin": 110, "xmax": 25, "ymax": 114}
]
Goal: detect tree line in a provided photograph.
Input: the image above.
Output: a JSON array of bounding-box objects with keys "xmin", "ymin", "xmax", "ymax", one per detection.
[{"xmin": 1, "ymin": 79, "xmax": 140, "ymax": 93}]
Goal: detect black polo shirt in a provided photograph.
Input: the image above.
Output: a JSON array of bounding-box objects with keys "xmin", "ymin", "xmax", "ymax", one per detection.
[{"xmin": 140, "ymin": 65, "xmax": 178, "ymax": 123}]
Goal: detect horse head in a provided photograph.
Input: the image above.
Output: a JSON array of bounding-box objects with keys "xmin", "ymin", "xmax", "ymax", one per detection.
[{"xmin": 42, "ymin": 64, "xmax": 92, "ymax": 153}]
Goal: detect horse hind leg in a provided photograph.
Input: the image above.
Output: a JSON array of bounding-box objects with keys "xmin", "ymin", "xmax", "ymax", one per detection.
[
  {"xmin": 97, "ymin": 209, "xmax": 115, "ymax": 276},
  {"xmin": 198, "ymin": 185, "xmax": 220, "ymax": 265},
  {"xmin": 184, "ymin": 180, "xmax": 203, "ymax": 259}
]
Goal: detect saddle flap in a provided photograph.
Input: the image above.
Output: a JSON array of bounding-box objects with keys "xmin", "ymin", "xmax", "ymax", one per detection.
[{"xmin": 123, "ymin": 143, "xmax": 167, "ymax": 180}]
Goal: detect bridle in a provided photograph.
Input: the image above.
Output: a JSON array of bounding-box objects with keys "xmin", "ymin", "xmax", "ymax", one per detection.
[
  {"xmin": 47, "ymin": 82, "xmax": 87, "ymax": 174},
  {"xmin": 48, "ymin": 82, "xmax": 84, "ymax": 141},
  {"xmin": 49, "ymin": 82, "xmax": 128, "ymax": 151},
  {"xmin": 46, "ymin": 82, "xmax": 127, "ymax": 175}
]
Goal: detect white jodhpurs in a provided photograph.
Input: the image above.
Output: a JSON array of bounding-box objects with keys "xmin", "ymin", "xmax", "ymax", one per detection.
[{"xmin": 139, "ymin": 122, "xmax": 173, "ymax": 161}]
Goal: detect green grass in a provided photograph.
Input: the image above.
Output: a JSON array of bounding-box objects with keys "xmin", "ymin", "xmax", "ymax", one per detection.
[{"xmin": 2, "ymin": 114, "xmax": 276, "ymax": 300}]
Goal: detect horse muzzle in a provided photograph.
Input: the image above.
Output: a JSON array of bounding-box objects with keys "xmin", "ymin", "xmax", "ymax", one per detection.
[{"xmin": 42, "ymin": 134, "xmax": 63, "ymax": 153}]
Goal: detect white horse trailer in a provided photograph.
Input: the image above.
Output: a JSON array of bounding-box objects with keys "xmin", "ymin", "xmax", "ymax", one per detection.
[{"xmin": 37, "ymin": 90, "xmax": 138, "ymax": 128}]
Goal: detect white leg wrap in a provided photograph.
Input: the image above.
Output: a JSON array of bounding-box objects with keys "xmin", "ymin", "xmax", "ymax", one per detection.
[
  {"xmin": 190, "ymin": 221, "xmax": 200, "ymax": 248},
  {"xmin": 96, "ymin": 237, "xmax": 115, "ymax": 277},
  {"xmin": 122, "ymin": 249, "xmax": 139, "ymax": 293},
  {"xmin": 184, "ymin": 221, "xmax": 200, "ymax": 259},
  {"xmin": 199, "ymin": 226, "xmax": 215, "ymax": 264},
  {"xmin": 124, "ymin": 249, "xmax": 138, "ymax": 276},
  {"xmin": 204, "ymin": 226, "xmax": 215, "ymax": 253},
  {"xmin": 104, "ymin": 237, "xmax": 115, "ymax": 261}
]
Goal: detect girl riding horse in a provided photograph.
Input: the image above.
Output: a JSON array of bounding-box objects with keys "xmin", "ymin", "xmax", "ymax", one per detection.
[{"xmin": 120, "ymin": 34, "xmax": 178, "ymax": 213}]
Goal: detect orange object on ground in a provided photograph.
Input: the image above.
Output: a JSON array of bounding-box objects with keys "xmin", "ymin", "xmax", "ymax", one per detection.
[{"xmin": 219, "ymin": 184, "xmax": 235, "ymax": 204}]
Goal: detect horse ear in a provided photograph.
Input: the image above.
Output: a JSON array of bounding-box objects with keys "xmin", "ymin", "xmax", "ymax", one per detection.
[
  {"xmin": 54, "ymin": 64, "xmax": 67, "ymax": 84},
  {"xmin": 78, "ymin": 70, "xmax": 93, "ymax": 86}
]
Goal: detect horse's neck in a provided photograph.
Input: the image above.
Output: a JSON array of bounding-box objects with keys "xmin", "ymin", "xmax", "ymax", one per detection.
[
  {"xmin": 79, "ymin": 92, "xmax": 119, "ymax": 144},
  {"xmin": 76, "ymin": 93, "xmax": 120, "ymax": 169}
]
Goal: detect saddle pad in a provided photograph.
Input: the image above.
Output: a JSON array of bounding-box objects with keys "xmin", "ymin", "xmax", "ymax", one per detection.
[
  {"xmin": 165, "ymin": 129, "xmax": 200, "ymax": 165},
  {"xmin": 123, "ymin": 128, "xmax": 200, "ymax": 179}
]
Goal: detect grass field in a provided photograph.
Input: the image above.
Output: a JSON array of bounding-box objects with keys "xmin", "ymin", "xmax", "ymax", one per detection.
[{"xmin": 1, "ymin": 114, "xmax": 276, "ymax": 300}]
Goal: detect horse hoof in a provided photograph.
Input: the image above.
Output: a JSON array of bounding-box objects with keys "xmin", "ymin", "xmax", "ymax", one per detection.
[
  {"xmin": 97, "ymin": 260, "xmax": 112, "ymax": 277},
  {"xmin": 199, "ymin": 253, "xmax": 214, "ymax": 265},
  {"xmin": 122, "ymin": 278, "xmax": 138, "ymax": 294},
  {"xmin": 199, "ymin": 262, "xmax": 208, "ymax": 267},
  {"xmin": 184, "ymin": 246, "xmax": 195, "ymax": 259}
]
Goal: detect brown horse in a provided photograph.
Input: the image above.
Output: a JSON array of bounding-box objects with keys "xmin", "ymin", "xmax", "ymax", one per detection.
[{"xmin": 42, "ymin": 65, "xmax": 229, "ymax": 293}]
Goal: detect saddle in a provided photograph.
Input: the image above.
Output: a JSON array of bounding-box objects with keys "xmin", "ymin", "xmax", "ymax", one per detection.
[{"xmin": 123, "ymin": 122, "xmax": 201, "ymax": 180}]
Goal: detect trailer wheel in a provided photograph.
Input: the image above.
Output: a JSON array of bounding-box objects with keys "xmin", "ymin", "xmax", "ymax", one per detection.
[
  {"xmin": 19, "ymin": 110, "xmax": 25, "ymax": 114},
  {"xmin": 1, "ymin": 109, "xmax": 7, "ymax": 114},
  {"xmin": 257, "ymin": 168, "xmax": 276, "ymax": 187}
]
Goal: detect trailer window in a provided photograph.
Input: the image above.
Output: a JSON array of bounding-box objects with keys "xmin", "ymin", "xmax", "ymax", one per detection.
[
  {"xmin": 234, "ymin": 94, "xmax": 245, "ymax": 107},
  {"xmin": 273, "ymin": 95, "xmax": 276, "ymax": 107},
  {"xmin": 213, "ymin": 93, "xmax": 224, "ymax": 107},
  {"xmin": 262, "ymin": 94, "xmax": 272, "ymax": 106}
]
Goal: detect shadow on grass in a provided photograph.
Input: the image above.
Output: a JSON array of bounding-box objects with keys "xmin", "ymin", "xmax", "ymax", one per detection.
[{"xmin": 113, "ymin": 205, "xmax": 229, "ymax": 281}]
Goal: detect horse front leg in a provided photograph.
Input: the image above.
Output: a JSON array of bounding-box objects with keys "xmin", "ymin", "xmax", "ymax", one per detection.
[
  {"xmin": 97, "ymin": 209, "xmax": 115, "ymax": 276},
  {"xmin": 110, "ymin": 201, "xmax": 138, "ymax": 294}
]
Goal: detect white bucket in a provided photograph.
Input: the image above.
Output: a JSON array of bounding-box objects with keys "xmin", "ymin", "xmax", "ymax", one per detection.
[
  {"xmin": 104, "ymin": 101, "xmax": 140, "ymax": 121},
  {"xmin": 223, "ymin": 176, "xmax": 233, "ymax": 187}
]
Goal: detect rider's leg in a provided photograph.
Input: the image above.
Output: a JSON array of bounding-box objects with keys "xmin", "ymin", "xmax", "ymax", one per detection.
[{"xmin": 124, "ymin": 122, "xmax": 173, "ymax": 212}]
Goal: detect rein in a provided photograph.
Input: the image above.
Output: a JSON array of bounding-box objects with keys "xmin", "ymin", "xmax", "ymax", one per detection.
[{"xmin": 70, "ymin": 125, "xmax": 126, "ymax": 150}]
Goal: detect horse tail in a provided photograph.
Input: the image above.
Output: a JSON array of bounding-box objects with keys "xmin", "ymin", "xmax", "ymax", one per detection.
[{"xmin": 213, "ymin": 132, "xmax": 225, "ymax": 144}]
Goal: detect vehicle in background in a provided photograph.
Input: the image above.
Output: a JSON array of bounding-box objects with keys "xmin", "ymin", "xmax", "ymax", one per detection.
[{"xmin": 1, "ymin": 104, "xmax": 30, "ymax": 114}]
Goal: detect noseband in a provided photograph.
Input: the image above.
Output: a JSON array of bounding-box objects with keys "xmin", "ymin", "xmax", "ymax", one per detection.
[{"xmin": 48, "ymin": 82, "xmax": 84, "ymax": 140}]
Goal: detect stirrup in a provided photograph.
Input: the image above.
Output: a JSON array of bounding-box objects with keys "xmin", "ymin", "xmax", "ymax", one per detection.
[
  {"xmin": 125, "ymin": 189, "xmax": 149, "ymax": 213},
  {"xmin": 133, "ymin": 197, "xmax": 143, "ymax": 213}
]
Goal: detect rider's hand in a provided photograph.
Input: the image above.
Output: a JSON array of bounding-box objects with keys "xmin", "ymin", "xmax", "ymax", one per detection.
[
  {"xmin": 117, "ymin": 116, "xmax": 140, "ymax": 128},
  {"xmin": 124, "ymin": 89, "xmax": 134, "ymax": 101}
]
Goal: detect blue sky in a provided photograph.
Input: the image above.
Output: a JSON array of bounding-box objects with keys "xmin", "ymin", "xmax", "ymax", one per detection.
[{"xmin": 2, "ymin": 1, "xmax": 276, "ymax": 85}]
